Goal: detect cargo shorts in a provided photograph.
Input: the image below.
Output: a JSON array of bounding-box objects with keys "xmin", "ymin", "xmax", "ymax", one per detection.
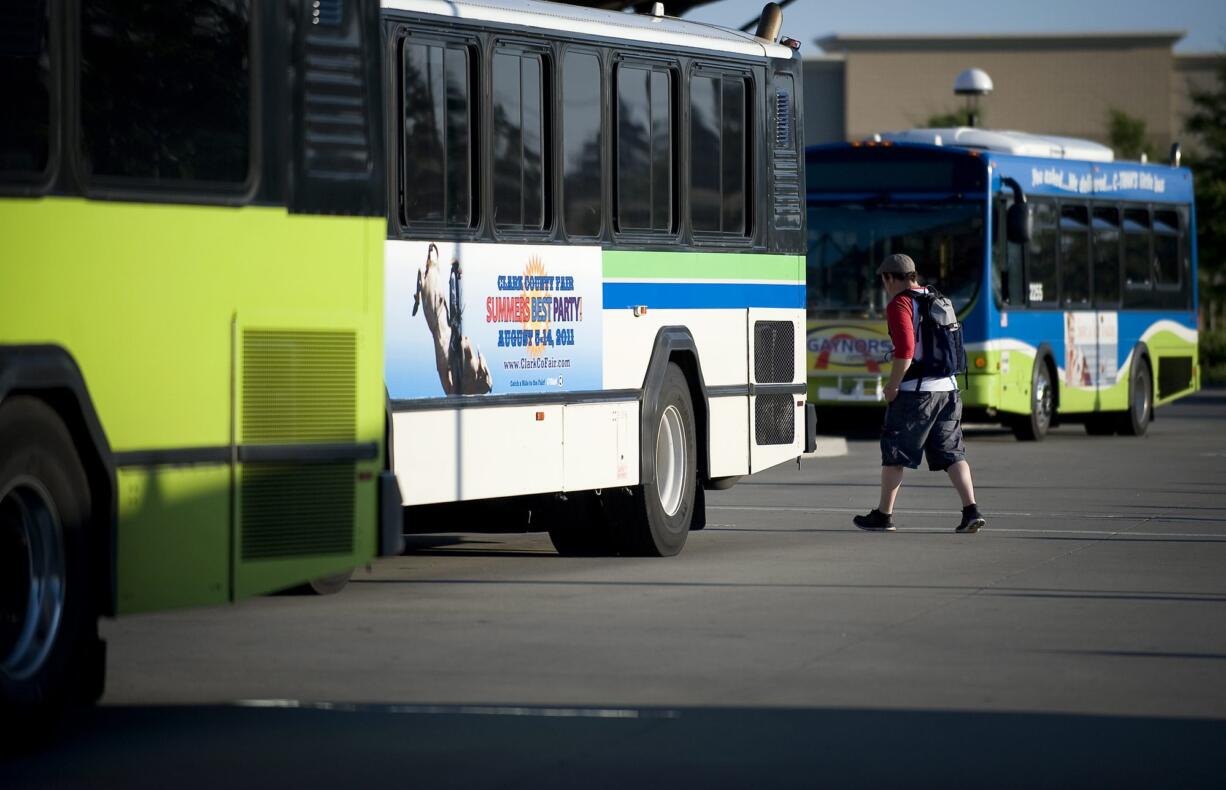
[{"xmin": 880, "ymin": 390, "xmax": 967, "ymax": 471}]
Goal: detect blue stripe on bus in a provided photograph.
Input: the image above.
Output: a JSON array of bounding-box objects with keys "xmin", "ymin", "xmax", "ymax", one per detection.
[{"xmin": 603, "ymin": 282, "xmax": 805, "ymax": 310}]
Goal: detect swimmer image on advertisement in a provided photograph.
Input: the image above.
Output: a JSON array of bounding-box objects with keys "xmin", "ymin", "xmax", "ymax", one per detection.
[
  {"xmin": 411, "ymin": 243, "xmax": 492, "ymax": 395},
  {"xmin": 386, "ymin": 241, "xmax": 604, "ymax": 400}
]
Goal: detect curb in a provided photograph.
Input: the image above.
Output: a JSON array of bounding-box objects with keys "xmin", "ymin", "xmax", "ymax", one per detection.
[{"xmin": 803, "ymin": 436, "xmax": 849, "ymax": 459}]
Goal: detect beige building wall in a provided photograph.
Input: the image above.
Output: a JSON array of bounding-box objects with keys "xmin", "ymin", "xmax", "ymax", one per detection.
[{"xmin": 824, "ymin": 33, "xmax": 1180, "ymax": 151}]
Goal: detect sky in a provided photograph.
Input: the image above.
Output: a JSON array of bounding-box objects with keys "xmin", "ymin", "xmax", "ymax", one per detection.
[{"xmin": 683, "ymin": 0, "xmax": 1226, "ymax": 53}]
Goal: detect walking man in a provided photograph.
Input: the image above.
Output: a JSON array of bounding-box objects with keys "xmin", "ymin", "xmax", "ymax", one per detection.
[{"xmin": 853, "ymin": 254, "xmax": 986, "ymax": 534}]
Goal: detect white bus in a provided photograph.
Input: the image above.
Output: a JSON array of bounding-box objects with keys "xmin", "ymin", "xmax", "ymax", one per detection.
[{"xmin": 382, "ymin": 0, "xmax": 812, "ymax": 556}]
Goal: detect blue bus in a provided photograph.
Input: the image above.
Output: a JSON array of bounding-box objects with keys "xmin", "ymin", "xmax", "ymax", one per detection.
[{"xmin": 805, "ymin": 128, "xmax": 1199, "ymax": 439}]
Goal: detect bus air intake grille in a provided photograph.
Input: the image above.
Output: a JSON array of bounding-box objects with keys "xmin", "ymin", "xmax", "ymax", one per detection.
[
  {"xmin": 755, "ymin": 394, "xmax": 795, "ymax": 445},
  {"xmin": 242, "ymin": 330, "xmax": 356, "ymax": 444},
  {"xmin": 241, "ymin": 463, "xmax": 354, "ymax": 559},
  {"xmin": 1158, "ymin": 356, "xmax": 1193, "ymax": 399},
  {"xmin": 754, "ymin": 321, "xmax": 795, "ymax": 383},
  {"xmin": 774, "ymin": 90, "xmax": 791, "ymax": 148},
  {"xmin": 302, "ymin": 1, "xmax": 372, "ymax": 180}
]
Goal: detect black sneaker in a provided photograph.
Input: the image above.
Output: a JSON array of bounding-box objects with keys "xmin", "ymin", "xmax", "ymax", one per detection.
[
  {"xmin": 853, "ymin": 509, "xmax": 896, "ymax": 532},
  {"xmin": 956, "ymin": 510, "xmax": 986, "ymax": 534}
]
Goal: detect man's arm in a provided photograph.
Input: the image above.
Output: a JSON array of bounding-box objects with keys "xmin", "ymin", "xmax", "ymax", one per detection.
[
  {"xmin": 886, "ymin": 356, "xmax": 912, "ymax": 393},
  {"xmin": 884, "ymin": 294, "xmax": 915, "ymax": 402}
]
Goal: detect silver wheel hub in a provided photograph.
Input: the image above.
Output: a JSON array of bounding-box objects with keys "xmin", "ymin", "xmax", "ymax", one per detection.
[
  {"xmin": 0, "ymin": 477, "xmax": 66, "ymax": 682},
  {"xmin": 1035, "ymin": 373, "xmax": 1052, "ymax": 429},
  {"xmin": 655, "ymin": 405, "xmax": 686, "ymax": 517},
  {"xmin": 1135, "ymin": 370, "xmax": 1150, "ymax": 423}
]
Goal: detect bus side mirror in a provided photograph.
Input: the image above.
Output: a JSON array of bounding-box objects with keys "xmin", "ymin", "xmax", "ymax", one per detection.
[{"xmin": 1007, "ymin": 203, "xmax": 1032, "ymax": 245}]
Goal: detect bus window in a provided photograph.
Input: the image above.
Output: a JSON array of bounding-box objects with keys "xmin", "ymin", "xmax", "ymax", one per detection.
[
  {"xmin": 1, "ymin": 0, "xmax": 51, "ymax": 179},
  {"xmin": 1026, "ymin": 200, "xmax": 1058, "ymax": 306},
  {"xmin": 690, "ymin": 71, "xmax": 750, "ymax": 236},
  {"xmin": 1122, "ymin": 207, "xmax": 1152, "ymax": 306},
  {"xmin": 1059, "ymin": 204, "xmax": 1090, "ymax": 308},
  {"xmin": 402, "ymin": 40, "xmax": 475, "ymax": 228},
  {"xmin": 994, "ymin": 198, "xmax": 1024, "ymax": 308},
  {"xmin": 561, "ymin": 49, "xmax": 603, "ymax": 239},
  {"xmin": 616, "ymin": 62, "xmax": 674, "ymax": 233},
  {"xmin": 81, "ymin": 0, "xmax": 251, "ymax": 186},
  {"xmin": 1153, "ymin": 209, "xmax": 1180, "ymax": 288},
  {"xmin": 493, "ymin": 47, "xmax": 547, "ymax": 232},
  {"xmin": 1091, "ymin": 206, "xmax": 1121, "ymax": 308},
  {"xmin": 807, "ymin": 201, "xmax": 983, "ymax": 317}
]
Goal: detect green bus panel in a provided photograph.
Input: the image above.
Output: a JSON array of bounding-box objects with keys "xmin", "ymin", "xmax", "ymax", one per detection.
[{"xmin": 1, "ymin": 197, "xmax": 386, "ymax": 614}]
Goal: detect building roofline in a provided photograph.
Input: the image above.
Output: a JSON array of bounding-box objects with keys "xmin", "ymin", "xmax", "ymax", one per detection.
[
  {"xmin": 816, "ymin": 30, "xmax": 1187, "ymax": 52},
  {"xmin": 1175, "ymin": 52, "xmax": 1226, "ymax": 65}
]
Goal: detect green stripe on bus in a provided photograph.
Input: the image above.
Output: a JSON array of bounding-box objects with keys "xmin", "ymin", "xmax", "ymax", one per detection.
[{"xmin": 603, "ymin": 250, "xmax": 803, "ymax": 282}]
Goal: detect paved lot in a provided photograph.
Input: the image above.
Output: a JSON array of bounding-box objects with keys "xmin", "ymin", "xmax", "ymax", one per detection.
[{"xmin": 5, "ymin": 393, "xmax": 1226, "ymax": 787}]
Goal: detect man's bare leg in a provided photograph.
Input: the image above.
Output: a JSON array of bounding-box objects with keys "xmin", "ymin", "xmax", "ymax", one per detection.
[
  {"xmin": 879, "ymin": 465, "xmax": 905, "ymax": 513},
  {"xmin": 946, "ymin": 460, "xmax": 976, "ymax": 507}
]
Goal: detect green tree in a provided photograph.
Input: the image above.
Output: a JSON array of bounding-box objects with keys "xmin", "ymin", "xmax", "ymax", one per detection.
[
  {"xmin": 1106, "ymin": 108, "xmax": 1156, "ymax": 161},
  {"xmin": 1185, "ymin": 56, "xmax": 1226, "ymax": 335},
  {"xmin": 925, "ymin": 107, "xmax": 975, "ymax": 127}
]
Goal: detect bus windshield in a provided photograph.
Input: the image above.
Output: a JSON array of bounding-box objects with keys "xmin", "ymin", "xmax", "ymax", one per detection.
[{"xmin": 806, "ymin": 202, "xmax": 984, "ymax": 318}]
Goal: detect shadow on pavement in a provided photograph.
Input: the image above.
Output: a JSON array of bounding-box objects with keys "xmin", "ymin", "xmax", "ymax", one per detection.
[{"xmin": 2, "ymin": 703, "xmax": 1222, "ymax": 789}]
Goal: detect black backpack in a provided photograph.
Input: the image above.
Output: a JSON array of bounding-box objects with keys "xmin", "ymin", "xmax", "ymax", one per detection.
[{"xmin": 904, "ymin": 287, "xmax": 967, "ymax": 384}]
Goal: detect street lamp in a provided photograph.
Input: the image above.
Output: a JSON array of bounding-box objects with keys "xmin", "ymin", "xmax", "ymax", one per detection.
[{"xmin": 954, "ymin": 68, "xmax": 993, "ymax": 128}]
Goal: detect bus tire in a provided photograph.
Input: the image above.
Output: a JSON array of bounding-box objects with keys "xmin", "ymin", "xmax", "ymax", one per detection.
[
  {"xmin": 0, "ymin": 396, "xmax": 103, "ymax": 708},
  {"xmin": 621, "ymin": 363, "xmax": 695, "ymax": 557},
  {"xmin": 1118, "ymin": 357, "xmax": 1152, "ymax": 437},
  {"xmin": 307, "ymin": 569, "xmax": 353, "ymax": 595},
  {"xmin": 1012, "ymin": 359, "xmax": 1054, "ymax": 441}
]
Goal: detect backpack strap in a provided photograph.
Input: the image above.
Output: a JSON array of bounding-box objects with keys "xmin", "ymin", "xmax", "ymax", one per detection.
[{"xmin": 906, "ymin": 289, "xmax": 927, "ymax": 389}]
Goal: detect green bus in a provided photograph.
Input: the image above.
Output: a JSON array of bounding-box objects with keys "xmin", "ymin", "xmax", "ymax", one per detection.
[{"xmin": 1, "ymin": 0, "xmax": 400, "ymax": 707}]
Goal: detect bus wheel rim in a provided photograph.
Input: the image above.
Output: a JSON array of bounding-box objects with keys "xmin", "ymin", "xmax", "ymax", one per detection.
[
  {"xmin": 1035, "ymin": 373, "xmax": 1052, "ymax": 429},
  {"xmin": 655, "ymin": 405, "xmax": 686, "ymax": 517},
  {"xmin": 0, "ymin": 477, "xmax": 66, "ymax": 682},
  {"xmin": 1136, "ymin": 369, "xmax": 1150, "ymax": 423}
]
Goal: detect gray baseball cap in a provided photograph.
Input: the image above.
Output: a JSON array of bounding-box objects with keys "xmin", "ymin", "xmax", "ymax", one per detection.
[{"xmin": 876, "ymin": 253, "xmax": 917, "ymax": 275}]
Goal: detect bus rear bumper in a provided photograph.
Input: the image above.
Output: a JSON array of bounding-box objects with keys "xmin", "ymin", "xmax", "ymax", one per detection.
[
  {"xmin": 804, "ymin": 403, "xmax": 818, "ymax": 454},
  {"xmin": 378, "ymin": 471, "xmax": 405, "ymax": 557}
]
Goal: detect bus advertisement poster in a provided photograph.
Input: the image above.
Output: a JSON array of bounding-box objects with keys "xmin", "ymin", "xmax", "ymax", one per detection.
[{"xmin": 385, "ymin": 241, "xmax": 603, "ymax": 399}]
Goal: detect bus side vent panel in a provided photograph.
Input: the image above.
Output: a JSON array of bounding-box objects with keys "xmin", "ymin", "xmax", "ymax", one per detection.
[
  {"xmin": 302, "ymin": 9, "xmax": 372, "ymax": 182},
  {"xmin": 1157, "ymin": 356, "xmax": 1193, "ymax": 399},
  {"xmin": 770, "ymin": 91, "xmax": 802, "ymax": 234},
  {"xmin": 241, "ymin": 329, "xmax": 356, "ymax": 560},
  {"xmin": 243, "ymin": 330, "xmax": 356, "ymax": 444},
  {"xmin": 774, "ymin": 90, "xmax": 791, "ymax": 148},
  {"xmin": 241, "ymin": 464, "xmax": 355, "ymax": 559},
  {"xmin": 754, "ymin": 320, "xmax": 795, "ymax": 383},
  {"xmin": 290, "ymin": 0, "xmax": 385, "ymax": 216},
  {"xmin": 754, "ymin": 395, "xmax": 795, "ymax": 446}
]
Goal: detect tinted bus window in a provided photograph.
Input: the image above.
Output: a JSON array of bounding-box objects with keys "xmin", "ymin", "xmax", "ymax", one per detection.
[
  {"xmin": 1153, "ymin": 209, "xmax": 1180, "ymax": 287},
  {"xmin": 493, "ymin": 48, "xmax": 546, "ymax": 232},
  {"xmin": 616, "ymin": 63, "xmax": 673, "ymax": 233},
  {"xmin": 561, "ymin": 50, "xmax": 602, "ymax": 238},
  {"xmin": 402, "ymin": 40, "xmax": 474, "ymax": 227},
  {"xmin": 808, "ymin": 201, "xmax": 983, "ymax": 317},
  {"xmin": 81, "ymin": 0, "xmax": 250, "ymax": 185},
  {"xmin": 1122, "ymin": 207, "xmax": 1152, "ymax": 306},
  {"xmin": 1059, "ymin": 204, "xmax": 1090, "ymax": 308},
  {"xmin": 1, "ymin": 0, "xmax": 51, "ymax": 177},
  {"xmin": 1026, "ymin": 200, "xmax": 1058, "ymax": 306},
  {"xmin": 690, "ymin": 72, "xmax": 749, "ymax": 236},
  {"xmin": 1091, "ymin": 206, "xmax": 1120, "ymax": 308}
]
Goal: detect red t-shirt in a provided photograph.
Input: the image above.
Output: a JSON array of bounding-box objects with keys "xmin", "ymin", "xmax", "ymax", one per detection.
[{"xmin": 886, "ymin": 288, "xmax": 925, "ymax": 361}]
